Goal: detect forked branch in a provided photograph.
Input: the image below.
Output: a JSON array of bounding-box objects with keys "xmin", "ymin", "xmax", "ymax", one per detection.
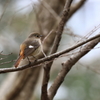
[{"xmin": 48, "ymin": 37, "xmax": 100, "ymax": 100}]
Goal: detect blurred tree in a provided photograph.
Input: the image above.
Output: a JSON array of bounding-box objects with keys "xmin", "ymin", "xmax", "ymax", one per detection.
[
  {"xmin": 0, "ymin": 0, "xmax": 100, "ymax": 100},
  {"xmin": 0, "ymin": 0, "xmax": 68, "ymax": 100}
]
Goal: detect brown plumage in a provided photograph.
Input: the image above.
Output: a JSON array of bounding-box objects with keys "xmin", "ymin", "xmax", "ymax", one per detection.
[{"xmin": 14, "ymin": 32, "xmax": 42, "ymax": 68}]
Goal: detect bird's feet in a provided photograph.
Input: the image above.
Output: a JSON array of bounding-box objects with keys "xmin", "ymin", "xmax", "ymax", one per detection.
[
  {"xmin": 27, "ymin": 57, "xmax": 31, "ymax": 66},
  {"xmin": 32, "ymin": 56, "xmax": 37, "ymax": 62}
]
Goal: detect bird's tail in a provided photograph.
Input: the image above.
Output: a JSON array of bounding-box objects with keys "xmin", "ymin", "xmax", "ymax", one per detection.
[{"xmin": 14, "ymin": 55, "xmax": 24, "ymax": 68}]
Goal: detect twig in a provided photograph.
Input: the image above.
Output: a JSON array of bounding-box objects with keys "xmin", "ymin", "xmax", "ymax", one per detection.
[
  {"xmin": 83, "ymin": 24, "xmax": 100, "ymax": 39},
  {"xmin": 60, "ymin": 46, "xmax": 100, "ymax": 58},
  {"xmin": 0, "ymin": 60, "xmax": 15, "ymax": 65},
  {"xmin": 64, "ymin": 28, "xmax": 84, "ymax": 38},
  {"xmin": 68, "ymin": 0, "xmax": 86, "ymax": 20},
  {"xmin": 79, "ymin": 62, "xmax": 100, "ymax": 75},
  {"xmin": 42, "ymin": 30, "xmax": 55, "ymax": 44},
  {"xmin": 0, "ymin": 52, "xmax": 12, "ymax": 56}
]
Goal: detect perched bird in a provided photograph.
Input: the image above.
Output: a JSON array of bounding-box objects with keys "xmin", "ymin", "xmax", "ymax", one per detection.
[{"xmin": 14, "ymin": 32, "xmax": 43, "ymax": 68}]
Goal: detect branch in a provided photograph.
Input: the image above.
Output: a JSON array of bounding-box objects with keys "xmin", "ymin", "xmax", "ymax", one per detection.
[
  {"xmin": 0, "ymin": 60, "xmax": 15, "ymax": 65},
  {"xmin": 41, "ymin": 64, "xmax": 50, "ymax": 100},
  {"xmin": 51, "ymin": 0, "xmax": 73, "ymax": 53},
  {"xmin": 41, "ymin": 0, "xmax": 73, "ymax": 99},
  {"xmin": 68, "ymin": 0, "xmax": 87, "ymax": 20},
  {"xmin": 78, "ymin": 62, "xmax": 100, "ymax": 75},
  {"xmin": 38, "ymin": 0, "xmax": 60, "ymax": 21},
  {"xmin": 0, "ymin": 51, "xmax": 12, "ymax": 56},
  {"xmin": 48, "ymin": 36, "xmax": 100, "ymax": 100},
  {"xmin": 0, "ymin": 33, "xmax": 99, "ymax": 73},
  {"xmin": 0, "ymin": 52, "xmax": 13, "ymax": 65}
]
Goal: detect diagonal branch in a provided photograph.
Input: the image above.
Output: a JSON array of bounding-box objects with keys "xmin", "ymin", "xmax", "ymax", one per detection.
[
  {"xmin": 38, "ymin": 0, "xmax": 60, "ymax": 21},
  {"xmin": 48, "ymin": 37, "xmax": 100, "ymax": 99},
  {"xmin": 0, "ymin": 33, "xmax": 99, "ymax": 73},
  {"xmin": 51, "ymin": 0, "xmax": 73, "ymax": 53},
  {"xmin": 68, "ymin": 0, "xmax": 87, "ymax": 20}
]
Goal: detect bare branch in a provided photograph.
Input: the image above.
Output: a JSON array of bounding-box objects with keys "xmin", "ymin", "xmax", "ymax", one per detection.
[
  {"xmin": 41, "ymin": 0, "xmax": 73, "ymax": 99},
  {"xmin": 0, "ymin": 52, "xmax": 13, "ymax": 65},
  {"xmin": 79, "ymin": 62, "xmax": 100, "ymax": 75},
  {"xmin": 83, "ymin": 24, "xmax": 100, "ymax": 39},
  {"xmin": 41, "ymin": 64, "xmax": 50, "ymax": 100},
  {"xmin": 0, "ymin": 51, "xmax": 12, "ymax": 56},
  {"xmin": 64, "ymin": 28, "xmax": 83, "ymax": 38},
  {"xmin": 0, "ymin": 33, "xmax": 99, "ymax": 73},
  {"xmin": 42, "ymin": 30, "xmax": 55, "ymax": 44},
  {"xmin": 51, "ymin": 0, "xmax": 73, "ymax": 53},
  {"xmin": 0, "ymin": 60, "xmax": 15, "ymax": 65},
  {"xmin": 68, "ymin": 0, "xmax": 87, "ymax": 20},
  {"xmin": 48, "ymin": 36, "xmax": 100, "ymax": 100}
]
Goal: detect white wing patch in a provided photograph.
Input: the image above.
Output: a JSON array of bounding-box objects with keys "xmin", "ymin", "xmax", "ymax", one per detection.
[{"xmin": 29, "ymin": 45, "xmax": 34, "ymax": 48}]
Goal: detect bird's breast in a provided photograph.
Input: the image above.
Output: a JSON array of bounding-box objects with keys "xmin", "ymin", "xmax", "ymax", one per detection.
[{"xmin": 31, "ymin": 46, "xmax": 41, "ymax": 56}]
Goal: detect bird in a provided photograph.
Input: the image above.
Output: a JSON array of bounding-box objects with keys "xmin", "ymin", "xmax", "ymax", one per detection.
[{"xmin": 14, "ymin": 32, "xmax": 43, "ymax": 68}]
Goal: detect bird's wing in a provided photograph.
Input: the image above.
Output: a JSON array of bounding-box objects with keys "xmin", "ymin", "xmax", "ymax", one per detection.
[{"xmin": 23, "ymin": 40, "xmax": 40, "ymax": 57}]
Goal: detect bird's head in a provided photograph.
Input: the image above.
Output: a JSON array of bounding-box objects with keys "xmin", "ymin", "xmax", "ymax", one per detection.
[{"xmin": 28, "ymin": 32, "xmax": 42, "ymax": 39}]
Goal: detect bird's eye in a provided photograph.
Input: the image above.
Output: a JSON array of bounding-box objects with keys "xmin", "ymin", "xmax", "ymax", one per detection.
[{"xmin": 36, "ymin": 35, "xmax": 39, "ymax": 37}]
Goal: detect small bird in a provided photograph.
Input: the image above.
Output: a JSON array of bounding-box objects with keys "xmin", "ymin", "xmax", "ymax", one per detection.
[{"xmin": 14, "ymin": 32, "xmax": 43, "ymax": 68}]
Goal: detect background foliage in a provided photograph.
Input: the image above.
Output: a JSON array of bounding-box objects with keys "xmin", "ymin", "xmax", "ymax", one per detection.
[{"xmin": 0, "ymin": 0, "xmax": 100, "ymax": 100}]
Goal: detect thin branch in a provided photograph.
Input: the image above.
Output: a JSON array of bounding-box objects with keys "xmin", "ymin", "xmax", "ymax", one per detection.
[
  {"xmin": 60, "ymin": 46, "xmax": 100, "ymax": 58},
  {"xmin": 42, "ymin": 30, "xmax": 55, "ymax": 44},
  {"xmin": 79, "ymin": 62, "xmax": 100, "ymax": 75},
  {"xmin": 83, "ymin": 24, "xmax": 100, "ymax": 39},
  {"xmin": 0, "ymin": 30, "xmax": 99, "ymax": 74},
  {"xmin": 38, "ymin": 0, "xmax": 60, "ymax": 21},
  {"xmin": 0, "ymin": 52, "xmax": 12, "ymax": 56},
  {"xmin": 64, "ymin": 28, "xmax": 84, "ymax": 38},
  {"xmin": 0, "ymin": 52, "xmax": 13, "ymax": 64},
  {"xmin": 68, "ymin": 0, "xmax": 87, "ymax": 20},
  {"xmin": 0, "ymin": 60, "xmax": 15, "ymax": 65},
  {"xmin": 48, "ymin": 37, "xmax": 100, "ymax": 100}
]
